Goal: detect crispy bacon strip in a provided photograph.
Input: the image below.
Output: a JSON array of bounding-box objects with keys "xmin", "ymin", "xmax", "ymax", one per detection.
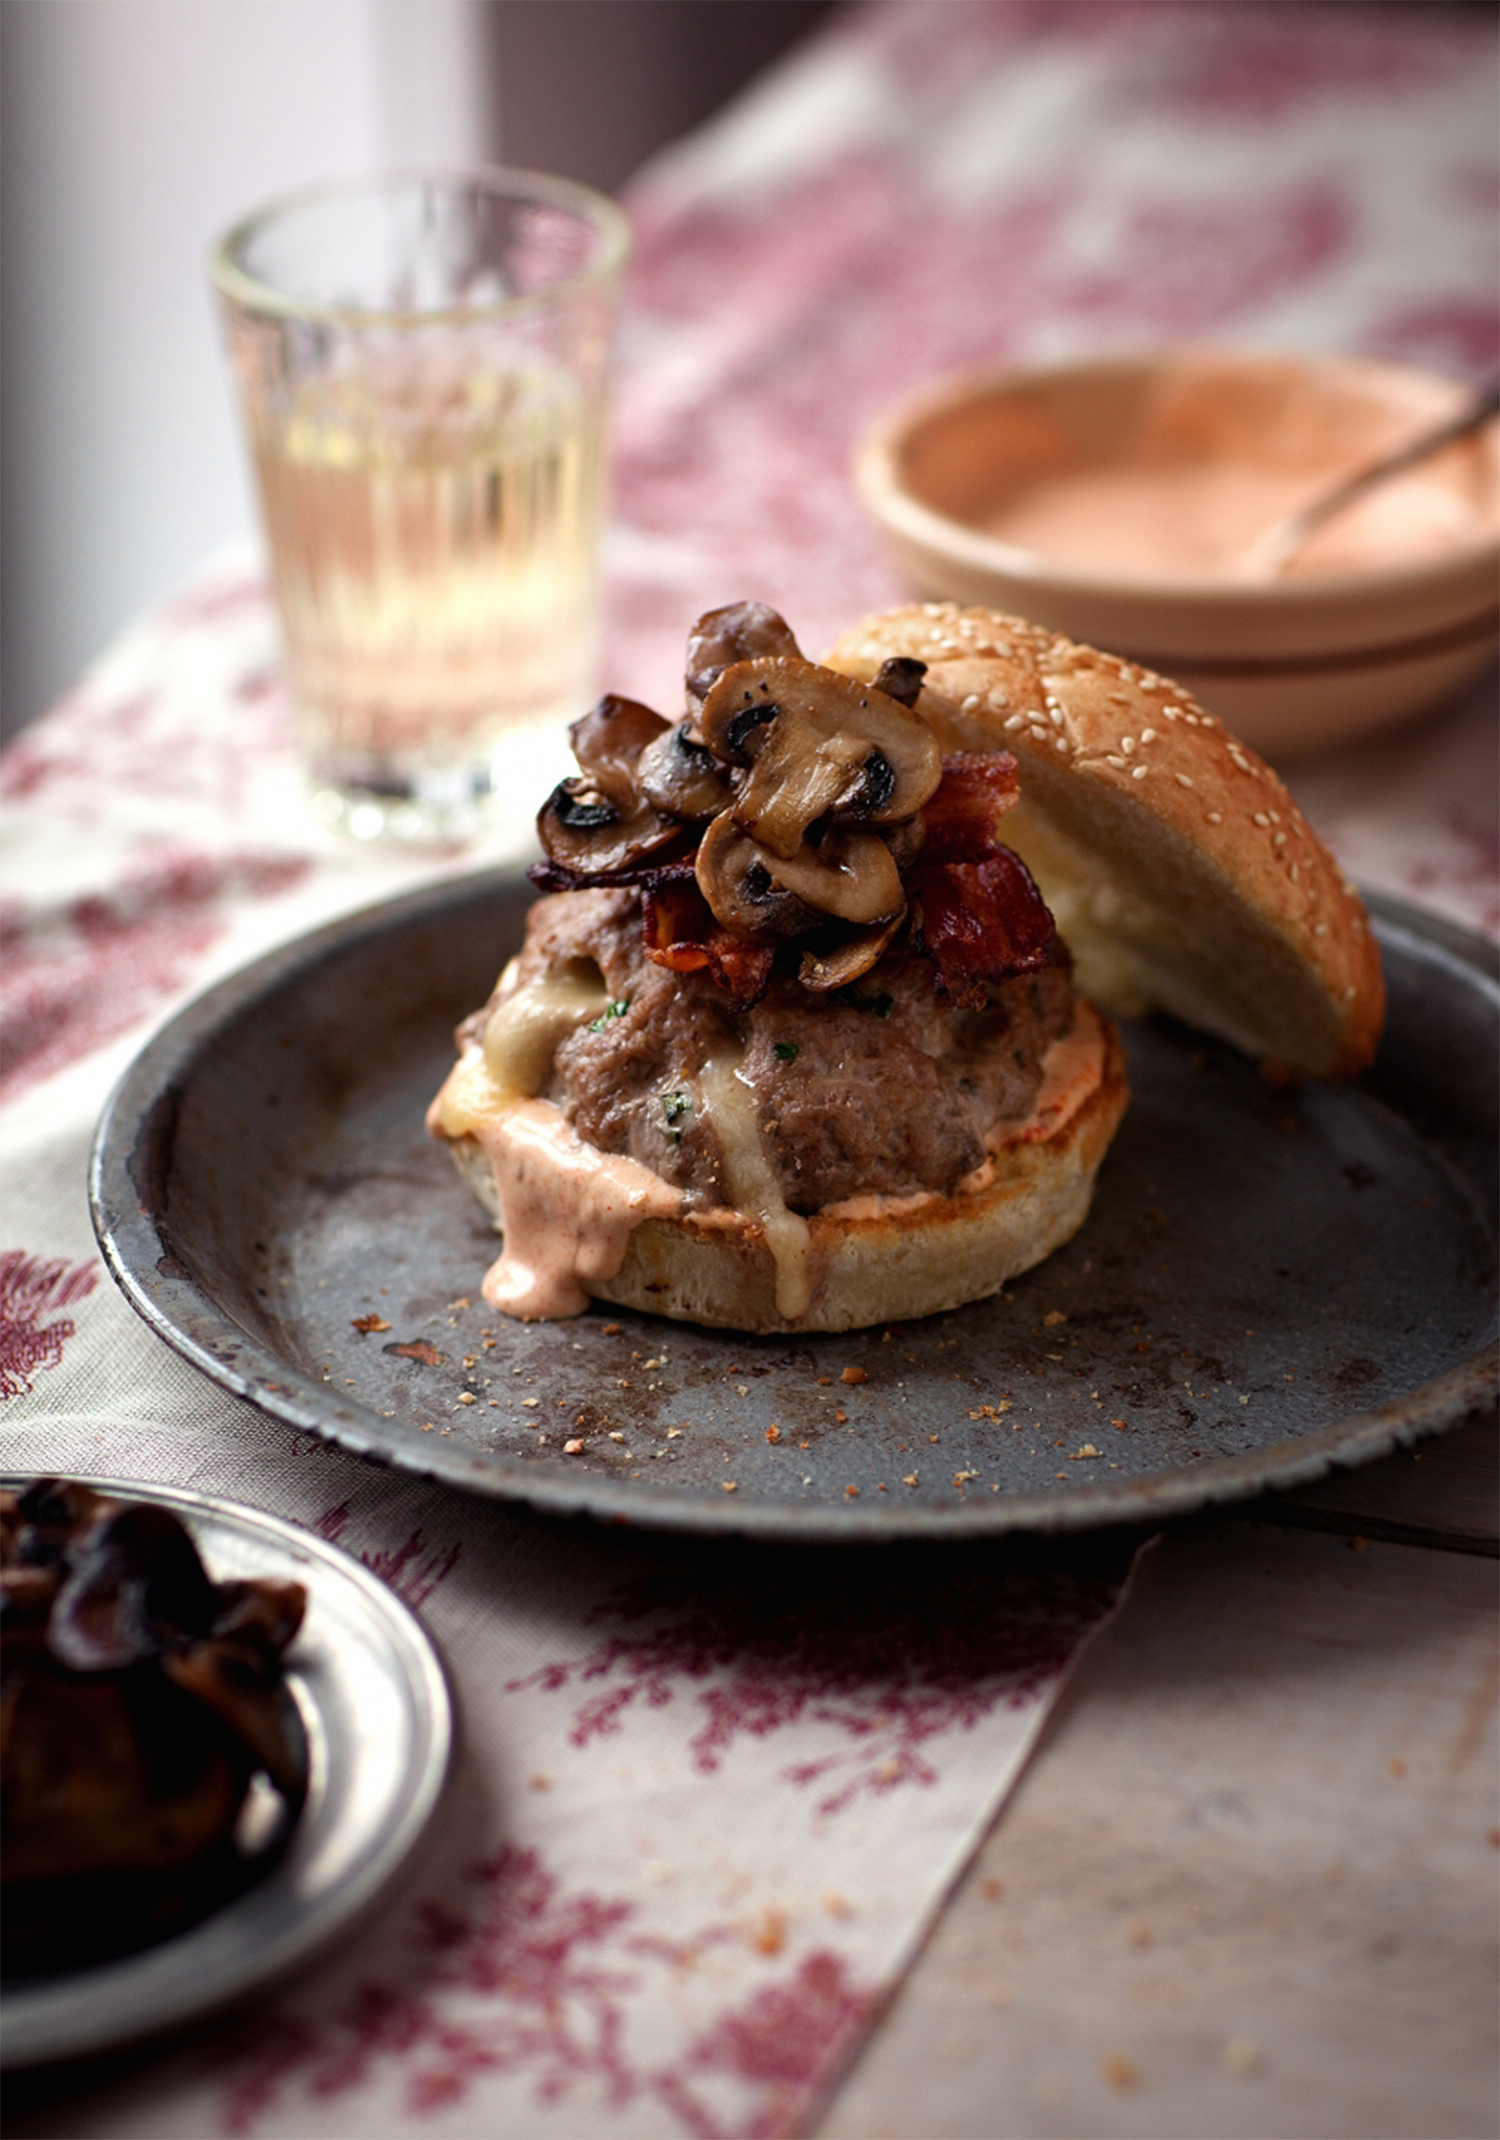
[
  {"xmin": 640, "ymin": 866, "xmax": 776, "ymax": 1007},
  {"xmin": 907, "ymin": 848, "xmax": 1058, "ymax": 1007},
  {"xmin": 919, "ymin": 753, "xmax": 1021, "ymax": 864}
]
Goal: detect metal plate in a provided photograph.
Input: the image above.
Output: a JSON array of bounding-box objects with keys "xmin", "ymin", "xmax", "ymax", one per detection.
[
  {"xmin": 90, "ymin": 879, "xmax": 1498, "ymax": 1541},
  {"xmin": 2, "ymin": 1476, "xmax": 455, "ymax": 2070}
]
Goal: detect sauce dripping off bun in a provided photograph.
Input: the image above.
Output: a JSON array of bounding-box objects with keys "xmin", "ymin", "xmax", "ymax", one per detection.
[{"xmin": 428, "ymin": 603, "xmax": 1382, "ymax": 1332}]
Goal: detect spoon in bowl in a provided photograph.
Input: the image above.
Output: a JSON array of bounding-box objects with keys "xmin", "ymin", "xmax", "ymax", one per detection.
[{"xmin": 1235, "ymin": 374, "xmax": 1500, "ymax": 582}]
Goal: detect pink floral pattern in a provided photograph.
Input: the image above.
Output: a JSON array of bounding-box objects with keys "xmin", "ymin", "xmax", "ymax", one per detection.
[
  {"xmin": 511, "ymin": 1557, "xmax": 1124, "ymax": 1815},
  {"xmin": 1405, "ymin": 813, "xmax": 1500, "ymax": 937},
  {"xmin": 0, "ymin": 848, "xmax": 308, "ymax": 1101},
  {"xmin": 0, "ymin": 1252, "xmax": 98, "ymax": 1399},
  {"xmin": 315, "ymin": 1501, "xmax": 464, "ymax": 1610},
  {"xmin": 215, "ymin": 1845, "xmax": 874, "ymax": 2140},
  {"xmin": 1126, "ymin": 4, "xmax": 1472, "ymax": 120}
]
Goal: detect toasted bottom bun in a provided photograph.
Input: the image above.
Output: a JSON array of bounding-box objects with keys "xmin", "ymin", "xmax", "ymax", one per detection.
[{"xmin": 448, "ymin": 1008, "xmax": 1128, "ymax": 1335}]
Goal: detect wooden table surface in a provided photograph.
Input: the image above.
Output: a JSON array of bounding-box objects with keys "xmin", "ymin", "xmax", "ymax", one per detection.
[{"xmin": 817, "ymin": 1410, "xmax": 1499, "ymax": 2140}]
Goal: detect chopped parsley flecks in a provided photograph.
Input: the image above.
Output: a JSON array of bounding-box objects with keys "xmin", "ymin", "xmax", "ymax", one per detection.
[
  {"xmin": 773, "ymin": 1040, "xmax": 800, "ymax": 1062},
  {"xmin": 661, "ymin": 1090, "xmax": 692, "ymax": 1142},
  {"xmin": 588, "ymin": 997, "xmax": 631, "ymax": 1032}
]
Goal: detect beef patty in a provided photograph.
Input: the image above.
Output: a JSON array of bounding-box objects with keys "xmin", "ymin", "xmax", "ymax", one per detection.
[{"xmin": 473, "ymin": 889, "xmax": 1076, "ymax": 1213}]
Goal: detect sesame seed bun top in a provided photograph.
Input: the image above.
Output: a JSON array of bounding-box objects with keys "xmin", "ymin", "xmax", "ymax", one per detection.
[{"xmin": 823, "ymin": 603, "xmax": 1384, "ymax": 1080}]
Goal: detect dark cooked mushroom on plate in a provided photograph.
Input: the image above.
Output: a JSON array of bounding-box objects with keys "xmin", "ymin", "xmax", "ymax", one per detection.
[{"xmin": 1, "ymin": 1478, "xmax": 307, "ymax": 1976}]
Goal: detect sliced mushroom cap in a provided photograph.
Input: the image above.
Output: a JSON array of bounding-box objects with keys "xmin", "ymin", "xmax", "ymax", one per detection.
[
  {"xmin": 210, "ymin": 1578, "xmax": 308, "ymax": 1659},
  {"xmin": 47, "ymin": 1502, "xmax": 219, "ymax": 1672},
  {"xmin": 537, "ymin": 781, "xmax": 686, "ymax": 877},
  {"xmin": 684, "ymin": 602, "xmax": 802, "ymax": 715},
  {"xmin": 693, "ymin": 812, "xmax": 816, "ymax": 940},
  {"xmin": 637, "ymin": 720, "xmax": 735, "ymax": 822},
  {"xmin": 697, "ymin": 813, "xmax": 904, "ymax": 934},
  {"xmin": 163, "ymin": 1640, "xmax": 307, "ymax": 1797},
  {"xmin": 881, "ymin": 814, "xmax": 927, "ymax": 872},
  {"xmin": 10, "ymin": 1480, "xmax": 111, "ymax": 1569},
  {"xmin": 798, "ymin": 911, "xmax": 905, "ymax": 992},
  {"xmin": 539, "ymin": 693, "xmax": 689, "ymax": 875},
  {"xmin": 569, "ymin": 695, "xmax": 671, "ymax": 808},
  {"xmin": 700, "ymin": 659, "xmax": 942, "ymax": 861}
]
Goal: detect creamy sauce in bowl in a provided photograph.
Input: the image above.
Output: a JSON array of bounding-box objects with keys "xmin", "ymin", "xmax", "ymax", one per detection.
[
  {"xmin": 899, "ymin": 356, "xmax": 1500, "ymax": 587},
  {"xmin": 982, "ymin": 453, "xmax": 1498, "ymax": 581}
]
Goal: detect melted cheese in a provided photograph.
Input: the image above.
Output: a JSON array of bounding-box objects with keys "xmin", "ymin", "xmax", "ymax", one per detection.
[
  {"xmin": 426, "ymin": 964, "xmax": 678, "ymax": 1320},
  {"xmin": 696, "ymin": 1050, "xmax": 813, "ymax": 1321},
  {"xmin": 472, "ymin": 1101, "xmax": 681, "ymax": 1319},
  {"xmin": 426, "ymin": 967, "xmax": 609, "ymax": 1141},
  {"xmin": 482, "ymin": 966, "xmax": 610, "ymax": 1102}
]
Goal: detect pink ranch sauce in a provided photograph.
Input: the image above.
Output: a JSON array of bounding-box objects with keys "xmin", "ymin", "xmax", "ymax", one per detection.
[
  {"xmin": 976, "ymin": 374, "xmax": 1499, "ymax": 580},
  {"xmin": 471, "ymin": 1100, "xmax": 680, "ymax": 1320}
]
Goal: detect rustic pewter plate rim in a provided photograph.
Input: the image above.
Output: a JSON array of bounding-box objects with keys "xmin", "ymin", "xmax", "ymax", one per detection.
[
  {"xmin": 88, "ymin": 881, "xmax": 1499, "ymax": 1544},
  {"xmin": 1, "ymin": 1474, "xmax": 456, "ymax": 2070}
]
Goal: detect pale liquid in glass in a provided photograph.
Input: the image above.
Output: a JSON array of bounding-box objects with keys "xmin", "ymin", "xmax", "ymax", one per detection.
[{"xmin": 252, "ymin": 355, "xmax": 604, "ymax": 830}]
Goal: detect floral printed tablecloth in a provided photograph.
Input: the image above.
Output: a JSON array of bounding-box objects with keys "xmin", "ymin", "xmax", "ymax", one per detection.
[{"xmin": 2, "ymin": 4, "xmax": 1495, "ymax": 2134}]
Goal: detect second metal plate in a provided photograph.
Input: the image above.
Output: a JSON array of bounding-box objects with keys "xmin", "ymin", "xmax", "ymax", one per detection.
[{"xmin": 2, "ymin": 1476, "xmax": 455, "ymax": 2069}]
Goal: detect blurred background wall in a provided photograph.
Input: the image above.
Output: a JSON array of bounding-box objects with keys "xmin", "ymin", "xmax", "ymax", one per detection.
[{"xmin": 0, "ymin": 0, "xmax": 832, "ymax": 743}]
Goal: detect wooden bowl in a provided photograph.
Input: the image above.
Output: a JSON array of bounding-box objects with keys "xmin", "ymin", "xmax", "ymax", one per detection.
[{"xmin": 855, "ymin": 349, "xmax": 1500, "ymax": 758}]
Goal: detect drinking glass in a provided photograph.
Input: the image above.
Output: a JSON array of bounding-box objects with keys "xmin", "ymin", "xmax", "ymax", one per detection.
[{"xmin": 211, "ymin": 170, "xmax": 630, "ymax": 843}]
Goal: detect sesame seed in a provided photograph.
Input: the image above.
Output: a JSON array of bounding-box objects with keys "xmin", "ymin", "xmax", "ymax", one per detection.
[
  {"xmin": 1269, "ymin": 810, "xmax": 1281, "ymax": 823},
  {"xmin": 1140, "ymin": 728, "xmax": 1156, "ymax": 743},
  {"xmin": 1048, "ymin": 704, "xmax": 1064, "ymax": 727},
  {"xmin": 1131, "ymin": 765, "xmax": 1148, "ymax": 779},
  {"xmin": 1253, "ymin": 812, "xmax": 1270, "ymax": 826},
  {"xmin": 1003, "ymin": 713, "xmax": 1025, "ymax": 732},
  {"xmin": 961, "ymin": 693, "xmax": 981, "ymax": 713},
  {"xmin": 1207, "ymin": 811, "xmax": 1223, "ymax": 823},
  {"xmin": 1314, "ymin": 922, "xmax": 1328, "ymax": 936},
  {"xmin": 1105, "ymin": 754, "xmax": 1126, "ymax": 769},
  {"xmin": 1289, "ymin": 862, "xmax": 1300, "ymax": 881},
  {"xmin": 1121, "ymin": 736, "xmax": 1136, "ymax": 754},
  {"xmin": 1175, "ymin": 773, "xmax": 1194, "ymax": 788},
  {"xmin": 1273, "ymin": 831, "xmax": 1287, "ymax": 846}
]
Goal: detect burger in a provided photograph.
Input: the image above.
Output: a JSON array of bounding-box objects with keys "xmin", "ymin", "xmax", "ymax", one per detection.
[{"xmin": 427, "ymin": 602, "xmax": 1382, "ymax": 1334}]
